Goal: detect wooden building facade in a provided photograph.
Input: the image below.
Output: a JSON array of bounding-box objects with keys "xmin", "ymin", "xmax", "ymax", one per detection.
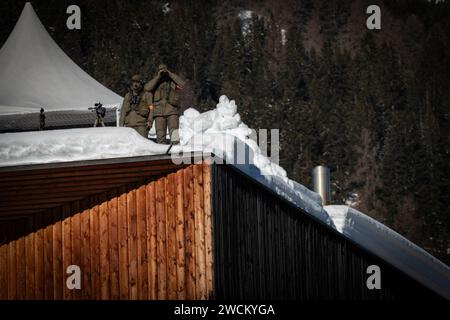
[
  {"xmin": 212, "ymin": 164, "xmax": 441, "ymax": 299},
  {"xmin": 0, "ymin": 154, "xmax": 444, "ymax": 299},
  {"xmin": 0, "ymin": 155, "xmax": 213, "ymax": 300}
]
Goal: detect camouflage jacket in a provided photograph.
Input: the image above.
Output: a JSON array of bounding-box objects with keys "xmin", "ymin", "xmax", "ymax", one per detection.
[
  {"xmin": 119, "ymin": 89, "xmax": 152, "ymax": 126},
  {"xmin": 144, "ymin": 71, "xmax": 185, "ymax": 117}
]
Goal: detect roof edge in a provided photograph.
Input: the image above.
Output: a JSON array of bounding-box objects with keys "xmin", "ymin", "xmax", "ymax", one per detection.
[{"xmin": 0, "ymin": 151, "xmax": 214, "ymax": 173}]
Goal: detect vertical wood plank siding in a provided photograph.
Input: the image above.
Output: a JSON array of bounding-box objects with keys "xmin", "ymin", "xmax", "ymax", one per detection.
[
  {"xmin": 212, "ymin": 164, "xmax": 441, "ymax": 299},
  {"xmin": 0, "ymin": 163, "xmax": 213, "ymax": 300},
  {"xmin": 1, "ymin": 160, "xmax": 441, "ymax": 300}
]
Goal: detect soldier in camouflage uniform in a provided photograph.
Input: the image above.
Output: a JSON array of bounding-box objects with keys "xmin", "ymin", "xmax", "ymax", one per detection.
[
  {"xmin": 144, "ymin": 64, "xmax": 185, "ymax": 144},
  {"xmin": 119, "ymin": 74, "xmax": 153, "ymax": 138}
]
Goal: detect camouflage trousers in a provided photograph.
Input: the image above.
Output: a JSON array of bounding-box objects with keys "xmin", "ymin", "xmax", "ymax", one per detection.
[
  {"xmin": 154, "ymin": 115, "xmax": 179, "ymax": 144},
  {"xmin": 130, "ymin": 125, "xmax": 149, "ymax": 139}
]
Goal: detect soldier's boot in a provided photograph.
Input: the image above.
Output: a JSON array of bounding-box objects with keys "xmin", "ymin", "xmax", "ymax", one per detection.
[
  {"xmin": 155, "ymin": 116, "xmax": 168, "ymax": 144},
  {"xmin": 167, "ymin": 114, "xmax": 180, "ymax": 145}
]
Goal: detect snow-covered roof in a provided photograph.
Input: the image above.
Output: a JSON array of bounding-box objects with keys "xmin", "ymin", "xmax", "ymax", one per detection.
[
  {"xmin": 0, "ymin": 94, "xmax": 448, "ymax": 298},
  {"xmin": 0, "ymin": 3, "xmax": 122, "ymax": 114},
  {"xmin": 325, "ymin": 205, "xmax": 450, "ymax": 299}
]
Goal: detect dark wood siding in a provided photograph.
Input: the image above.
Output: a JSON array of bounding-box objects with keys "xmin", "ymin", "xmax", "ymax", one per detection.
[{"xmin": 212, "ymin": 164, "xmax": 441, "ymax": 299}]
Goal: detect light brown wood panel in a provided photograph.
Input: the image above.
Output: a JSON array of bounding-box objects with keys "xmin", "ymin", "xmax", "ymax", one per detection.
[
  {"xmin": 71, "ymin": 201, "xmax": 81, "ymax": 300},
  {"xmin": 0, "ymin": 163, "xmax": 214, "ymax": 300},
  {"xmin": 90, "ymin": 196, "xmax": 100, "ymax": 300},
  {"xmin": 175, "ymin": 170, "xmax": 186, "ymax": 299},
  {"xmin": 117, "ymin": 186, "xmax": 129, "ymax": 299},
  {"xmin": 117, "ymin": 187, "xmax": 129, "ymax": 299},
  {"xmin": 53, "ymin": 206, "xmax": 63, "ymax": 300},
  {"xmin": 127, "ymin": 186, "xmax": 138, "ymax": 299},
  {"xmin": 108, "ymin": 190, "xmax": 120, "ymax": 300},
  {"xmin": 25, "ymin": 218, "xmax": 35, "ymax": 299},
  {"xmin": 203, "ymin": 163, "xmax": 214, "ymax": 299},
  {"xmin": 62, "ymin": 204, "xmax": 72, "ymax": 300},
  {"xmin": 155, "ymin": 178, "xmax": 167, "ymax": 299},
  {"xmin": 194, "ymin": 165, "xmax": 207, "ymax": 300},
  {"xmin": 99, "ymin": 193, "xmax": 110, "ymax": 299},
  {"xmin": 136, "ymin": 185, "xmax": 148, "ymax": 299},
  {"xmin": 166, "ymin": 173, "xmax": 177, "ymax": 299},
  {"xmin": 35, "ymin": 213, "xmax": 45, "ymax": 300},
  {"xmin": 183, "ymin": 166, "xmax": 196, "ymax": 299},
  {"xmin": 146, "ymin": 183, "xmax": 157, "ymax": 300},
  {"xmin": 8, "ymin": 235, "xmax": 17, "ymax": 299},
  {"xmin": 43, "ymin": 213, "xmax": 54, "ymax": 300},
  {"xmin": 80, "ymin": 198, "xmax": 91, "ymax": 299},
  {"xmin": 16, "ymin": 221, "xmax": 26, "ymax": 299}
]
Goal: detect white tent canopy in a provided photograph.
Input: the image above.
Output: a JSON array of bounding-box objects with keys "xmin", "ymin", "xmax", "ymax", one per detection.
[{"xmin": 0, "ymin": 3, "xmax": 122, "ymax": 115}]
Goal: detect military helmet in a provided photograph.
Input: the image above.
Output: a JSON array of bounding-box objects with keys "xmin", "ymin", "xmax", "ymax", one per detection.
[{"xmin": 131, "ymin": 74, "xmax": 142, "ymax": 82}]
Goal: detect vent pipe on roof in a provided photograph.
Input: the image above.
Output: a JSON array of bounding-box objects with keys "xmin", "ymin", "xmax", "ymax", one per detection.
[{"xmin": 312, "ymin": 165, "xmax": 331, "ymax": 206}]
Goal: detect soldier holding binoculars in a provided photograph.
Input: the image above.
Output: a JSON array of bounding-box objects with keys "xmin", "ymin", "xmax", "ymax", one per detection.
[{"xmin": 144, "ymin": 64, "xmax": 185, "ymax": 144}]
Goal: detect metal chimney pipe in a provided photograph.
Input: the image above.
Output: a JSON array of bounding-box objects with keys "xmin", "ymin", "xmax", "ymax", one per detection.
[{"xmin": 312, "ymin": 165, "xmax": 331, "ymax": 205}]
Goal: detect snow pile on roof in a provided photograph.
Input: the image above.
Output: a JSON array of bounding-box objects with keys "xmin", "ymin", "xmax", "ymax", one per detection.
[
  {"xmin": 0, "ymin": 127, "xmax": 169, "ymax": 165},
  {"xmin": 0, "ymin": 3, "xmax": 122, "ymax": 114},
  {"xmin": 325, "ymin": 205, "xmax": 450, "ymax": 298},
  {"xmin": 174, "ymin": 95, "xmax": 330, "ymax": 224}
]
